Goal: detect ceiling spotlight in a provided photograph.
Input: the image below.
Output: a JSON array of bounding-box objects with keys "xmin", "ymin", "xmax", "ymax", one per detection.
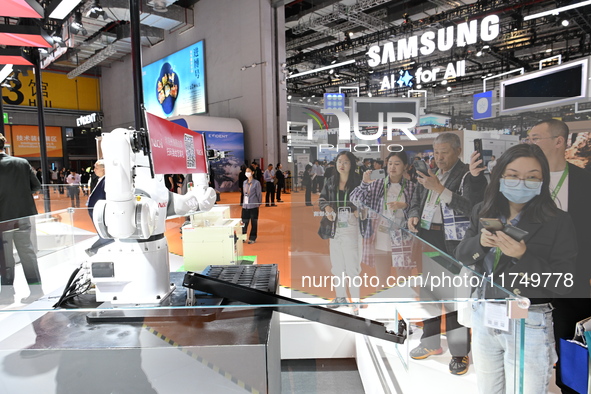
[
  {"xmin": 441, "ymin": 79, "xmax": 448, "ymax": 85},
  {"xmin": 446, "ymin": 86, "xmax": 452, "ymax": 92},
  {"xmin": 348, "ymin": 32, "xmax": 354, "ymax": 37},
  {"xmin": 329, "ymin": 69, "xmax": 334, "ymax": 74},
  {"xmin": 476, "ymin": 50, "xmax": 483, "ymax": 57},
  {"xmin": 331, "ymin": 59, "xmax": 337, "ymax": 64},
  {"xmin": 416, "ymin": 84, "xmax": 422, "ymax": 89},
  {"xmin": 148, "ymin": 0, "xmax": 169, "ymax": 12},
  {"xmin": 287, "ymin": 95, "xmax": 292, "ymax": 100},
  {"xmin": 483, "ymin": 45, "xmax": 490, "ymax": 49},
  {"xmin": 72, "ymin": 10, "xmax": 83, "ymax": 29},
  {"xmin": 70, "ymin": 10, "xmax": 87, "ymax": 35},
  {"xmin": 546, "ymin": 48, "xmax": 552, "ymax": 53},
  {"xmin": 368, "ymin": 92, "xmax": 372, "ymax": 97},
  {"xmin": 86, "ymin": 0, "xmax": 106, "ymax": 19},
  {"xmin": 562, "ymin": 19, "xmax": 570, "ymax": 27}
]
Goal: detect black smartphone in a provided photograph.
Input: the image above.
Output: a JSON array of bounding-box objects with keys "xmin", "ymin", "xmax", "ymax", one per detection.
[
  {"xmin": 503, "ymin": 225, "xmax": 529, "ymax": 242},
  {"xmin": 474, "ymin": 139, "xmax": 485, "ymax": 168},
  {"xmin": 479, "ymin": 218, "xmax": 504, "ymax": 232},
  {"xmin": 412, "ymin": 159, "xmax": 430, "ymax": 176}
]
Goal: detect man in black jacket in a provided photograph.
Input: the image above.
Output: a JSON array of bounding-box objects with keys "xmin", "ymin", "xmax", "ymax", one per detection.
[
  {"xmin": 407, "ymin": 132, "xmax": 488, "ymax": 375},
  {"xmin": 0, "ymin": 134, "xmax": 43, "ymax": 304},
  {"xmin": 528, "ymin": 119, "xmax": 591, "ymax": 393}
]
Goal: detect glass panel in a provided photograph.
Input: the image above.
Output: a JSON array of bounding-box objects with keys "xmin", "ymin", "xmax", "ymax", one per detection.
[{"xmin": 0, "ymin": 196, "xmax": 529, "ymax": 392}]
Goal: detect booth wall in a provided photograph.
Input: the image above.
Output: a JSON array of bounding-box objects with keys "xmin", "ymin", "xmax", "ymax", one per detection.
[{"xmin": 100, "ymin": 0, "xmax": 286, "ymax": 165}]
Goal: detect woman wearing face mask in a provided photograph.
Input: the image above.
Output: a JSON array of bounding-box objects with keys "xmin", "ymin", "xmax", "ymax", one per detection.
[
  {"xmin": 455, "ymin": 144, "xmax": 577, "ymax": 394},
  {"xmin": 319, "ymin": 151, "xmax": 363, "ymax": 313},
  {"xmin": 242, "ymin": 167, "xmax": 262, "ymax": 244},
  {"xmin": 350, "ymin": 152, "xmax": 416, "ymax": 289}
]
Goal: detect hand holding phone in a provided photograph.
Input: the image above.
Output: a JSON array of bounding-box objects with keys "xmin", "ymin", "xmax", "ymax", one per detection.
[
  {"xmin": 412, "ymin": 159, "xmax": 429, "ymax": 176},
  {"xmin": 479, "ymin": 218, "xmax": 529, "ymax": 241},
  {"xmin": 479, "ymin": 218, "xmax": 504, "ymax": 232},
  {"xmin": 370, "ymin": 169, "xmax": 386, "ymax": 180},
  {"xmin": 473, "ymin": 139, "xmax": 485, "ymax": 168}
]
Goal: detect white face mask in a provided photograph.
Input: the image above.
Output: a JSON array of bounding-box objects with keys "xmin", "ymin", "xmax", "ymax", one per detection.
[{"xmin": 246, "ymin": 172, "xmax": 253, "ymax": 178}]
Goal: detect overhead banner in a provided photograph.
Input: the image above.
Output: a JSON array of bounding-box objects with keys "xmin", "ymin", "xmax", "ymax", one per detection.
[
  {"xmin": 10, "ymin": 125, "xmax": 63, "ymax": 157},
  {"xmin": 1, "ymin": 71, "xmax": 101, "ymax": 111},
  {"xmin": 145, "ymin": 112, "xmax": 207, "ymax": 175}
]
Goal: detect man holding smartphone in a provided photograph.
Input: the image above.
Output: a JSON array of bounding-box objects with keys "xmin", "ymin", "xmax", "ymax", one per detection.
[
  {"xmin": 527, "ymin": 119, "xmax": 591, "ymax": 393},
  {"xmin": 407, "ymin": 132, "xmax": 488, "ymax": 375}
]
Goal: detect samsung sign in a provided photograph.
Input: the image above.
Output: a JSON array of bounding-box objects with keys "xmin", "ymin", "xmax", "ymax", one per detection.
[
  {"xmin": 368, "ymin": 15, "xmax": 500, "ymax": 89},
  {"xmin": 367, "ymin": 15, "xmax": 500, "ymax": 66},
  {"xmin": 76, "ymin": 113, "xmax": 98, "ymax": 127}
]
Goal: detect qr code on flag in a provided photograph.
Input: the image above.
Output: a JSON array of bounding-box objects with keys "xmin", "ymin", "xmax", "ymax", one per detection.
[{"xmin": 184, "ymin": 134, "xmax": 196, "ymax": 169}]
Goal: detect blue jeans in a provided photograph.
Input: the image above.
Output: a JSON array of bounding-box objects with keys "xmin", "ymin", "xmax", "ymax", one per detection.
[{"xmin": 471, "ymin": 302, "xmax": 557, "ymax": 394}]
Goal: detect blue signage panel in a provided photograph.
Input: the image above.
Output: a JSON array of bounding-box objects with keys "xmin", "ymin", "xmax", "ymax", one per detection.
[
  {"xmin": 324, "ymin": 93, "xmax": 345, "ymax": 112},
  {"xmin": 473, "ymin": 91, "xmax": 493, "ymax": 120}
]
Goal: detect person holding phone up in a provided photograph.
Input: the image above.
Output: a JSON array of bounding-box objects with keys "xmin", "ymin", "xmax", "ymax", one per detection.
[
  {"xmin": 350, "ymin": 152, "xmax": 416, "ymax": 288},
  {"xmin": 407, "ymin": 132, "xmax": 488, "ymax": 375},
  {"xmin": 455, "ymin": 143, "xmax": 577, "ymax": 394}
]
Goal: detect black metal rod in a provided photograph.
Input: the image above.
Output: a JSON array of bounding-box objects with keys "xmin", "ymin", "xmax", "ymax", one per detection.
[
  {"xmin": 35, "ymin": 52, "xmax": 51, "ymax": 213},
  {"xmin": 130, "ymin": 0, "xmax": 145, "ymax": 131},
  {"xmin": 183, "ymin": 272, "xmax": 407, "ymax": 344},
  {"xmin": 0, "ymin": 85, "xmax": 4, "ymax": 136}
]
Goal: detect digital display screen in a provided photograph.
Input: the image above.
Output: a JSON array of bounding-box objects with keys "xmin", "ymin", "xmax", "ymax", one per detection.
[
  {"xmin": 501, "ymin": 60, "xmax": 587, "ymax": 112},
  {"xmin": 142, "ymin": 41, "xmax": 207, "ymax": 117}
]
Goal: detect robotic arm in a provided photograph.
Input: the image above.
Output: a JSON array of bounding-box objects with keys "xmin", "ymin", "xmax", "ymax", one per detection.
[
  {"xmin": 94, "ymin": 128, "xmax": 216, "ymax": 241},
  {"xmin": 88, "ymin": 127, "xmax": 216, "ymax": 305}
]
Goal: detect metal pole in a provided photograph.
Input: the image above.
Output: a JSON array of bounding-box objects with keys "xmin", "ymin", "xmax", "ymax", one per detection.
[
  {"xmin": 130, "ymin": 0, "xmax": 145, "ymax": 131},
  {"xmin": 0, "ymin": 86, "xmax": 4, "ymax": 136},
  {"xmin": 35, "ymin": 51, "xmax": 51, "ymax": 213}
]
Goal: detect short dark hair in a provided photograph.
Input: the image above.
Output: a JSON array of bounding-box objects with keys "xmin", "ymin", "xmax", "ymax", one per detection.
[
  {"xmin": 533, "ymin": 119, "xmax": 569, "ymax": 144},
  {"xmin": 0, "ymin": 133, "xmax": 5, "ymax": 150}
]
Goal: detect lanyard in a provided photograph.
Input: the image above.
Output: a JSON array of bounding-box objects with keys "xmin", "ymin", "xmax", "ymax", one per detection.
[
  {"xmin": 336, "ymin": 188, "xmax": 347, "ymax": 208},
  {"xmin": 425, "ymin": 169, "xmax": 441, "ymax": 206},
  {"xmin": 551, "ymin": 165, "xmax": 569, "ymax": 201},
  {"xmin": 383, "ymin": 177, "xmax": 405, "ymax": 213},
  {"xmin": 492, "ymin": 247, "xmax": 502, "ymax": 272}
]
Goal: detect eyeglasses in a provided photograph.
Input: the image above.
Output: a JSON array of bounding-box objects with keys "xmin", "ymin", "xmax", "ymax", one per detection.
[
  {"xmin": 501, "ymin": 175, "xmax": 542, "ymax": 189},
  {"xmin": 523, "ymin": 136, "xmax": 558, "ymax": 144}
]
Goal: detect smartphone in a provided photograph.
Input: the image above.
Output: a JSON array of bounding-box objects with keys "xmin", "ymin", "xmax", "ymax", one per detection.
[
  {"xmin": 503, "ymin": 225, "xmax": 529, "ymax": 242},
  {"xmin": 479, "ymin": 218, "xmax": 504, "ymax": 232},
  {"xmin": 474, "ymin": 139, "xmax": 485, "ymax": 168},
  {"xmin": 370, "ymin": 169, "xmax": 386, "ymax": 180},
  {"xmin": 412, "ymin": 160, "xmax": 430, "ymax": 176}
]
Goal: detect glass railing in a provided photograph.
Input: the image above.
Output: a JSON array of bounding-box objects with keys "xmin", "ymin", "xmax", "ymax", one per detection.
[{"xmin": 0, "ymin": 194, "xmax": 533, "ymax": 393}]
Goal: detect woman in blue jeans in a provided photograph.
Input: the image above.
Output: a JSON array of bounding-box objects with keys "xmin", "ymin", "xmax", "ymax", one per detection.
[{"xmin": 455, "ymin": 144, "xmax": 577, "ymax": 394}]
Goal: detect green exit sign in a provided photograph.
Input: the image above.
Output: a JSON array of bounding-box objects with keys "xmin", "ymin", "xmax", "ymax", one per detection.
[{"xmin": 3, "ymin": 113, "xmax": 7, "ymax": 124}]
